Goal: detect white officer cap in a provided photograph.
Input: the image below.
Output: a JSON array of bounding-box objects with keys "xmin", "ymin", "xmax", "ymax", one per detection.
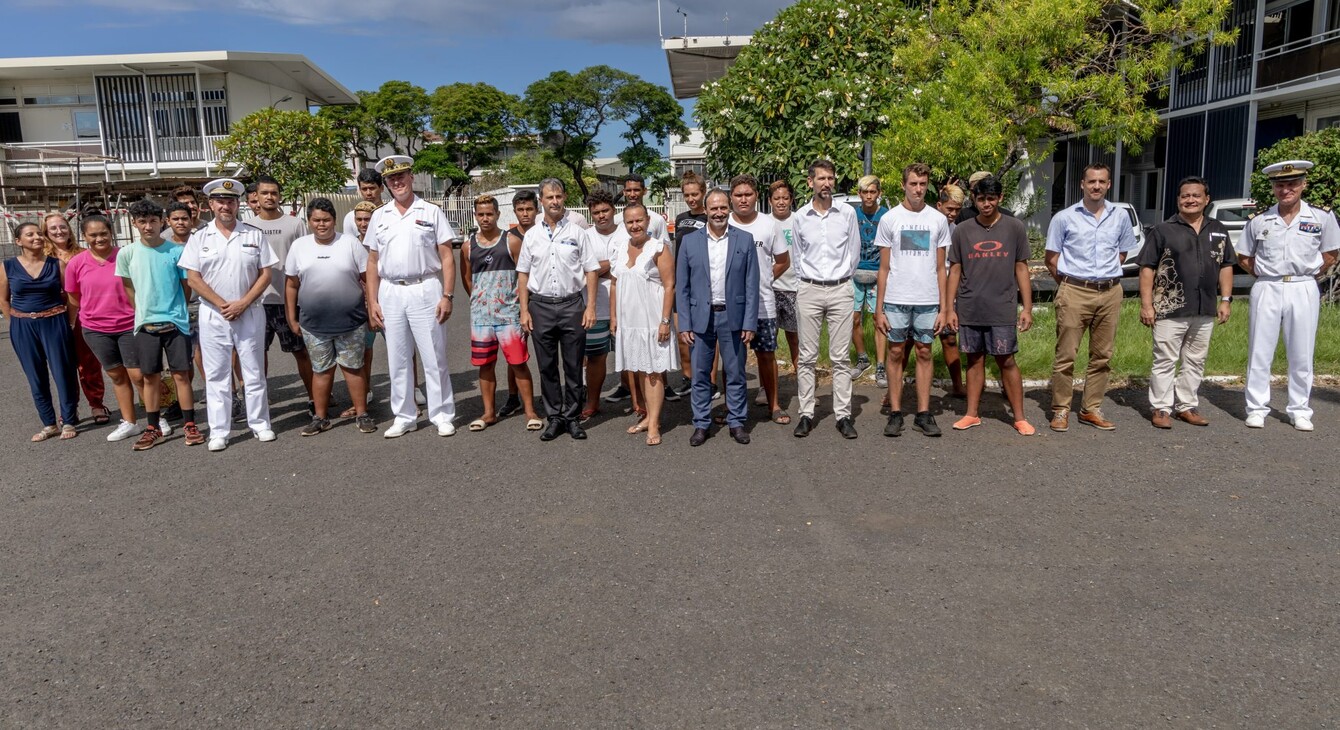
[
  {"xmin": 1262, "ymin": 159, "xmax": 1313, "ymax": 181},
  {"xmin": 375, "ymin": 155, "xmax": 414, "ymax": 177},
  {"xmin": 202, "ymin": 178, "xmax": 245, "ymax": 198}
]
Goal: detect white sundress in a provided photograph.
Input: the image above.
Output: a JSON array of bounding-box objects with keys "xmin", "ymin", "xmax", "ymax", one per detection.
[{"xmin": 613, "ymin": 240, "xmax": 680, "ymax": 374}]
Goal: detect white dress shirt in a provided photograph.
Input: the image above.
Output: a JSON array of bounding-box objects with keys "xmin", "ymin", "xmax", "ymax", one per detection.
[
  {"xmin": 177, "ymin": 220, "xmax": 278, "ymax": 311},
  {"xmin": 366, "ymin": 196, "xmax": 455, "ymax": 281},
  {"xmin": 1241, "ymin": 200, "xmax": 1340, "ymax": 277},
  {"xmin": 792, "ymin": 201, "xmax": 861, "ymax": 282},
  {"xmin": 516, "ymin": 212, "xmax": 601, "ymax": 297},
  {"xmin": 707, "ymin": 228, "xmax": 730, "ymax": 305}
]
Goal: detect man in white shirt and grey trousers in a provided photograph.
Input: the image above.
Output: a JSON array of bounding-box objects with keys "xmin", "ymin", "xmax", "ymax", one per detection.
[{"xmin": 791, "ymin": 158, "xmax": 863, "ymax": 440}]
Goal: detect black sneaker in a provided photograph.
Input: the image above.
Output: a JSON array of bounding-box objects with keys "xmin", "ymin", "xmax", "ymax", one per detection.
[
  {"xmin": 164, "ymin": 402, "xmax": 183, "ymax": 422},
  {"xmin": 356, "ymin": 414, "xmax": 377, "ymax": 433},
  {"xmin": 913, "ymin": 411, "xmax": 942, "ymax": 437},
  {"xmin": 497, "ymin": 393, "xmax": 522, "ymax": 418},
  {"xmin": 603, "ymin": 384, "xmax": 631, "ymax": 403},
  {"xmin": 301, "ymin": 418, "xmax": 331, "ymax": 437},
  {"xmin": 232, "ymin": 394, "xmax": 246, "ymax": 423},
  {"xmin": 664, "ymin": 379, "xmax": 682, "ymax": 401},
  {"xmin": 672, "ymin": 381, "xmax": 694, "ymax": 398},
  {"xmin": 884, "ymin": 411, "xmax": 905, "ymax": 437}
]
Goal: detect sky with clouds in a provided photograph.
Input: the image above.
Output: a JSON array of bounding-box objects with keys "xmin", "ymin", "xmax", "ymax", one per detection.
[{"xmin": 8, "ymin": 0, "xmax": 792, "ymax": 153}]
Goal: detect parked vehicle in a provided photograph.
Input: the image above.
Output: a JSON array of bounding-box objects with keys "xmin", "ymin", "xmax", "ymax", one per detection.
[
  {"xmin": 1113, "ymin": 201, "xmax": 1147, "ymax": 275},
  {"xmin": 1205, "ymin": 198, "xmax": 1257, "ymax": 249}
]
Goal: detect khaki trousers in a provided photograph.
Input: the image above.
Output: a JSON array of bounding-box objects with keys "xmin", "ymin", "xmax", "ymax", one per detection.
[
  {"xmin": 797, "ymin": 280, "xmax": 854, "ymax": 419},
  {"xmin": 1050, "ymin": 281, "xmax": 1122, "ymax": 414},
  {"xmin": 1148, "ymin": 315, "xmax": 1214, "ymax": 412}
]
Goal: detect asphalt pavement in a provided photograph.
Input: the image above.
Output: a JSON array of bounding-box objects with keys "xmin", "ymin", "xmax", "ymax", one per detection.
[{"xmin": 1, "ymin": 311, "xmax": 1337, "ymax": 728}]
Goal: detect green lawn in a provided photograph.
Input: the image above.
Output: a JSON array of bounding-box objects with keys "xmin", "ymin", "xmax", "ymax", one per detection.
[{"xmin": 781, "ymin": 300, "xmax": 1340, "ymax": 381}]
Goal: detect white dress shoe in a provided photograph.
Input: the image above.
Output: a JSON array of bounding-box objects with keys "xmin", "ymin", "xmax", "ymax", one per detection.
[
  {"xmin": 436, "ymin": 420, "xmax": 456, "ymax": 437},
  {"xmin": 383, "ymin": 421, "xmax": 418, "ymax": 438},
  {"xmin": 255, "ymin": 429, "xmax": 276, "ymax": 442},
  {"xmin": 1292, "ymin": 416, "xmax": 1314, "ymax": 432},
  {"xmin": 1245, "ymin": 413, "xmax": 1266, "ymax": 428},
  {"xmin": 207, "ymin": 437, "xmax": 228, "ymax": 452}
]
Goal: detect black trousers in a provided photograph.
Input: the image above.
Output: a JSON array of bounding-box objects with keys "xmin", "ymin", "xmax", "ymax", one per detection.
[{"xmin": 529, "ymin": 296, "xmax": 585, "ymax": 422}]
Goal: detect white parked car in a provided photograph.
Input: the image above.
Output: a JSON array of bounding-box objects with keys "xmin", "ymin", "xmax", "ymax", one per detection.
[
  {"xmin": 1205, "ymin": 198, "xmax": 1257, "ymax": 249},
  {"xmin": 1112, "ymin": 201, "xmax": 1147, "ymax": 275}
]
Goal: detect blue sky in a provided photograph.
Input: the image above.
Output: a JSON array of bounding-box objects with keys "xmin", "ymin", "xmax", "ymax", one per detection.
[{"xmin": 7, "ymin": 0, "xmax": 791, "ymax": 154}]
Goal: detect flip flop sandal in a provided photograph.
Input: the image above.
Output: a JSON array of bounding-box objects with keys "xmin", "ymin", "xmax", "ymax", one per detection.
[
  {"xmin": 579, "ymin": 408, "xmax": 600, "ymax": 423},
  {"xmin": 91, "ymin": 406, "xmax": 111, "ymax": 425},
  {"xmin": 771, "ymin": 409, "xmax": 792, "ymax": 425},
  {"xmin": 526, "ymin": 418, "xmax": 545, "ymax": 431},
  {"xmin": 59, "ymin": 424, "xmax": 78, "ymax": 440},
  {"xmin": 627, "ymin": 420, "xmax": 650, "ymax": 434},
  {"xmin": 31, "ymin": 425, "xmax": 59, "ymax": 442},
  {"xmin": 646, "ymin": 433, "xmax": 662, "ymax": 446}
]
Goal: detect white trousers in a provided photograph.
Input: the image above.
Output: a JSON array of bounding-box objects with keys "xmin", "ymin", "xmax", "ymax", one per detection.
[
  {"xmin": 1246, "ymin": 280, "xmax": 1320, "ymax": 420},
  {"xmin": 379, "ymin": 277, "xmax": 454, "ymax": 427},
  {"xmin": 796, "ymin": 279, "xmax": 855, "ymax": 419},
  {"xmin": 1148, "ymin": 315, "xmax": 1214, "ymax": 412},
  {"xmin": 199, "ymin": 305, "xmax": 270, "ymax": 437}
]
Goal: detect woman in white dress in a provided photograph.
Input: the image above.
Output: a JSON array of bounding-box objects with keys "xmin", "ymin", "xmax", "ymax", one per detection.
[{"xmin": 610, "ymin": 204, "xmax": 678, "ymax": 446}]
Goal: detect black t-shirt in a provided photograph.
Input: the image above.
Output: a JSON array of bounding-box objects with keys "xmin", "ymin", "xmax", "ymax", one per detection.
[
  {"xmin": 949, "ymin": 215, "xmax": 1030, "ymax": 326},
  {"xmin": 1137, "ymin": 215, "xmax": 1235, "ymax": 319},
  {"xmin": 674, "ymin": 211, "xmax": 707, "ymax": 253}
]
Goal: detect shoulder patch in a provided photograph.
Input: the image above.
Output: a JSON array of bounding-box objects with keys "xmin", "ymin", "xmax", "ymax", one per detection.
[{"xmin": 1247, "ymin": 212, "xmax": 1258, "ymax": 220}]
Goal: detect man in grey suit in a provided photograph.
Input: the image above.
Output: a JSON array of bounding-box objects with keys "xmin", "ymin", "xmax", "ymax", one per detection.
[{"xmin": 676, "ymin": 189, "xmax": 760, "ymax": 446}]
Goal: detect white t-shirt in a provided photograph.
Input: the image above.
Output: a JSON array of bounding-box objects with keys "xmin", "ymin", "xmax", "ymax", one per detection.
[
  {"xmin": 284, "ymin": 233, "xmax": 369, "ymax": 337},
  {"xmin": 583, "ymin": 226, "xmax": 628, "ymax": 320},
  {"xmin": 873, "ymin": 203, "xmax": 951, "ymax": 307},
  {"xmin": 772, "ymin": 214, "xmax": 799, "ymax": 292},
  {"xmin": 248, "ymin": 213, "xmax": 310, "ymax": 304},
  {"xmin": 729, "ymin": 213, "xmax": 788, "ymax": 319}
]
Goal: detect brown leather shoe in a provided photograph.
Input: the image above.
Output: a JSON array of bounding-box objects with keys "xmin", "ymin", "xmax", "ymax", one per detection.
[
  {"xmin": 1176, "ymin": 408, "xmax": 1209, "ymax": 426},
  {"xmin": 1077, "ymin": 409, "xmax": 1117, "ymax": 431},
  {"xmin": 1049, "ymin": 410, "xmax": 1070, "ymax": 432},
  {"xmin": 1151, "ymin": 409, "xmax": 1172, "ymax": 429}
]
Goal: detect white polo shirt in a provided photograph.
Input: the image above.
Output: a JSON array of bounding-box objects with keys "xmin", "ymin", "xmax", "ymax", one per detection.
[
  {"xmin": 366, "ymin": 196, "xmax": 456, "ymax": 281},
  {"xmin": 792, "ymin": 201, "xmax": 861, "ymax": 282},
  {"xmin": 517, "ymin": 212, "xmax": 602, "ymax": 298},
  {"xmin": 177, "ymin": 220, "xmax": 278, "ymax": 312}
]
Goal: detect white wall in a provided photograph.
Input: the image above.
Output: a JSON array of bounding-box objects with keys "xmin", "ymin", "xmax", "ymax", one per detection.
[
  {"xmin": 226, "ymin": 73, "xmax": 309, "ymax": 121},
  {"xmin": 0, "ymin": 78, "xmax": 98, "ymax": 145}
]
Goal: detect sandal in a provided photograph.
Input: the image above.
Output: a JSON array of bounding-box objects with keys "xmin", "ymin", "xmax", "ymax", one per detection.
[
  {"xmin": 579, "ymin": 408, "xmax": 600, "ymax": 423},
  {"xmin": 340, "ymin": 405, "xmax": 358, "ymax": 419},
  {"xmin": 771, "ymin": 409, "xmax": 791, "ymax": 425},
  {"xmin": 90, "ymin": 406, "xmax": 111, "ymax": 425},
  {"xmin": 953, "ymin": 416, "xmax": 982, "ymax": 431},
  {"xmin": 59, "ymin": 424, "xmax": 78, "ymax": 440},
  {"xmin": 526, "ymin": 418, "xmax": 545, "ymax": 431},
  {"xmin": 627, "ymin": 419, "xmax": 649, "ymax": 434},
  {"xmin": 1013, "ymin": 420, "xmax": 1037, "ymax": 436},
  {"xmin": 468, "ymin": 418, "xmax": 496, "ymax": 432},
  {"xmin": 646, "ymin": 432, "xmax": 662, "ymax": 446},
  {"xmin": 31, "ymin": 425, "xmax": 59, "ymax": 442}
]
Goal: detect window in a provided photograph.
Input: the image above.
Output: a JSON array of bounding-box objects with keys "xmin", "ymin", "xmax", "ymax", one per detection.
[
  {"xmin": 73, "ymin": 111, "xmax": 99, "ymax": 139},
  {"xmin": 0, "ymin": 112, "xmax": 20, "ymax": 143},
  {"xmin": 1263, "ymin": 0, "xmax": 1315, "ymax": 50},
  {"xmin": 1144, "ymin": 171, "xmax": 1159, "ymax": 211},
  {"xmin": 1316, "ymin": 114, "xmax": 1340, "ymax": 130}
]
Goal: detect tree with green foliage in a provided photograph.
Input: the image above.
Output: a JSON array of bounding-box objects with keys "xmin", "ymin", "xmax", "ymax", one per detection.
[
  {"xmin": 318, "ymin": 81, "xmax": 431, "ymax": 167},
  {"xmin": 215, "ymin": 108, "xmax": 347, "ymax": 201},
  {"xmin": 428, "ymin": 82, "xmax": 529, "ymax": 192},
  {"xmin": 316, "ymin": 94, "xmax": 383, "ymax": 168},
  {"xmin": 1249, "ymin": 127, "xmax": 1340, "ymax": 210},
  {"xmin": 524, "ymin": 66, "xmax": 687, "ymax": 197},
  {"xmin": 484, "ymin": 149, "xmax": 598, "ymax": 196},
  {"xmin": 876, "ymin": 0, "xmax": 1233, "ymax": 186},
  {"xmin": 698, "ymin": 0, "xmax": 1233, "ymax": 192}
]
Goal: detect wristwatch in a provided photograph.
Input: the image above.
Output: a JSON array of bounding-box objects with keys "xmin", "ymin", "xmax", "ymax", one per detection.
[
  {"xmin": 443, "ymin": 293, "xmax": 454, "ymax": 301},
  {"xmin": 660, "ymin": 317, "xmax": 671, "ymax": 325},
  {"xmin": 1220, "ymin": 296, "xmax": 1232, "ymax": 303}
]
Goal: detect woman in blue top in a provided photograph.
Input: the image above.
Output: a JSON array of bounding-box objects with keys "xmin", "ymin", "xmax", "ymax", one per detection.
[{"xmin": 0, "ymin": 222, "xmax": 79, "ymax": 440}]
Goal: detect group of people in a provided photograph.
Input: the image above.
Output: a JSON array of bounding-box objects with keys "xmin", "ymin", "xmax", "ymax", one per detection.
[{"xmin": 3, "ymin": 153, "xmax": 1335, "ymax": 450}]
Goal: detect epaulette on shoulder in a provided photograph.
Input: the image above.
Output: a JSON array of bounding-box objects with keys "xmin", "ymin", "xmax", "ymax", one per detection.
[{"xmin": 1248, "ymin": 211, "xmax": 1259, "ymax": 220}]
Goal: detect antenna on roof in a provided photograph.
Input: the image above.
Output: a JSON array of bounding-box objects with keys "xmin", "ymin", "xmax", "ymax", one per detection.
[
  {"xmin": 723, "ymin": 11, "xmax": 730, "ymax": 37},
  {"xmin": 676, "ymin": 7, "xmax": 688, "ymax": 38}
]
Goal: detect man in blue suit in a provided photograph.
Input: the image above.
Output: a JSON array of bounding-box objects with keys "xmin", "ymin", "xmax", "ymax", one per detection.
[{"xmin": 676, "ymin": 189, "xmax": 760, "ymax": 446}]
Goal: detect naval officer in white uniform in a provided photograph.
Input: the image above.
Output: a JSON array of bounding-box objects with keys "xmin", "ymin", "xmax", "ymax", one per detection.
[
  {"xmin": 364, "ymin": 155, "xmax": 459, "ymax": 438},
  {"xmin": 178, "ymin": 178, "xmax": 278, "ymax": 451},
  {"xmin": 1239, "ymin": 159, "xmax": 1340, "ymax": 431}
]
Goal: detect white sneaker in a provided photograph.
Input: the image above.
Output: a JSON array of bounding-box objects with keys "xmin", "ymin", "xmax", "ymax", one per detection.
[
  {"xmin": 158, "ymin": 419, "xmax": 173, "ymax": 437},
  {"xmin": 1245, "ymin": 413, "xmax": 1266, "ymax": 428},
  {"xmin": 435, "ymin": 420, "xmax": 456, "ymax": 437},
  {"xmin": 207, "ymin": 437, "xmax": 228, "ymax": 452},
  {"xmin": 414, "ymin": 387, "xmax": 427, "ymax": 406},
  {"xmin": 1292, "ymin": 416, "xmax": 1314, "ymax": 432},
  {"xmin": 255, "ymin": 429, "xmax": 276, "ymax": 442},
  {"xmin": 106, "ymin": 420, "xmax": 142, "ymax": 442},
  {"xmin": 384, "ymin": 421, "xmax": 418, "ymax": 438}
]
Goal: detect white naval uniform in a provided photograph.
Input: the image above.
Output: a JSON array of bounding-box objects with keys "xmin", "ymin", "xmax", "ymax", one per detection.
[
  {"xmin": 368, "ymin": 196, "xmax": 457, "ymax": 428},
  {"xmin": 177, "ymin": 220, "xmax": 278, "ymax": 438},
  {"xmin": 1241, "ymin": 200, "xmax": 1340, "ymax": 420}
]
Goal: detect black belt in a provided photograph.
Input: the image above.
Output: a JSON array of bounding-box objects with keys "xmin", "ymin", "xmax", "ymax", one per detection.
[
  {"xmin": 711, "ymin": 304, "xmax": 727, "ymax": 312},
  {"xmin": 800, "ymin": 276, "xmax": 851, "ymax": 286},
  {"xmin": 1060, "ymin": 274, "xmax": 1120, "ymax": 291},
  {"xmin": 530, "ymin": 292, "xmax": 582, "ymax": 305}
]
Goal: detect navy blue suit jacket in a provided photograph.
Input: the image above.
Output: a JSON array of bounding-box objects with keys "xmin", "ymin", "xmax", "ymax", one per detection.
[{"xmin": 675, "ymin": 226, "xmax": 759, "ymax": 334}]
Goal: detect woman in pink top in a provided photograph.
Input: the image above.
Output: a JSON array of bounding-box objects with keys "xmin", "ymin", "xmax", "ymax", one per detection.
[
  {"xmin": 44, "ymin": 212, "xmax": 109, "ymax": 423},
  {"xmin": 64, "ymin": 216, "xmax": 143, "ymax": 442}
]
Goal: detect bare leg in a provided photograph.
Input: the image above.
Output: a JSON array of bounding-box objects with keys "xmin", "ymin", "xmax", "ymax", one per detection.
[
  {"xmin": 942, "ymin": 332, "xmax": 965, "ymax": 396},
  {"xmin": 507, "ymin": 366, "xmax": 519, "ymax": 399},
  {"xmin": 758, "ymin": 351, "xmax": 780, "ymax": 413},
  {"xmin": 886, "ymin": 341, "xmax": 908, "ymax": 411},
  {"xmin": 584, "ymin": 354, "xmax": 607, "ymax": 415},
  {"xmin": 642, "ymin": 371, "xmax": 664, "ymax": 444},
  {"xmin": 341, "ymin": 364, "xmax": 369, "ymax": 414},
  {"xmin": 170, "ymin": 370, "xmax": 195, "ymax": 412},
  {"xmin": 996, "ymin": 354, "xmax": 1026, "ymax": 421},
  {"xmin": 293, "ymin": 350, "xmax": 315, "ymax": 401},
  {"xmin": 964, "ymin": 353, "xmax": 987, "ymax": 418},
  {"xmin": 310, "ymin": 369, "xmax": 334, "ymax": 419},
  {"xmin": 511, "ymin": 363, "xmax": 540, "ymax": 420},
  {"xmin": 141, "ymin": 372, "xmax": 163, "ymax": 414},
  {"xmin": 784, "ymin": 330, "xmax": 799, "ymax": 377},
  {"xmin": 478, "ymin": 363, "xmax": 498, "ymax": 423},
  {"xmin": 852, "ymin": 311, "xmax": 867, "ymax": 358},
  {"xmin": 106, "ymin": 365, "xmax": 138, "ymax": 424},
  {"xmin": 914, "ymin": 341, "xmax": 934, "ymax": 412}
]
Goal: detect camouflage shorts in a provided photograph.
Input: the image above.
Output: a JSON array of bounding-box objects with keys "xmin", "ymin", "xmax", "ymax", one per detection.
[{"xmin": 301, "ymin": 324, "xmax": 368, "ymax": 372}]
